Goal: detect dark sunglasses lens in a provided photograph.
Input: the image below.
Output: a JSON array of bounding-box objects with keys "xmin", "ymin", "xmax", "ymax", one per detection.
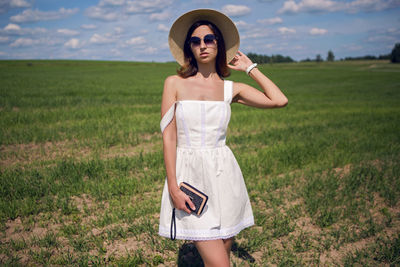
[
  {"xmin": 204, "ymin": 34, "xmax": 216, "ymax": 45},
  {"xmin": 190, "ymin": 37, "xmax": 201, "ymax": 46}
]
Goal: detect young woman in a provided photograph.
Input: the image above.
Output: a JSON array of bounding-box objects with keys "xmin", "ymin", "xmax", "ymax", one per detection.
[{"xmin": 158, "ymin": 9, "xmax": 288, "ymax": 266}]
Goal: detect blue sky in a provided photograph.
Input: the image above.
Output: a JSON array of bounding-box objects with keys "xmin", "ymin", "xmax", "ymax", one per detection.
[{"xmin": 0, "ymin": 0, "xmax": 399, "ymax": 61}]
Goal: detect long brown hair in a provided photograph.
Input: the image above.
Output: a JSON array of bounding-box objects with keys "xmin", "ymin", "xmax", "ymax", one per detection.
[{"xmin": 177, "ymin": 20, "xmax": 230, "ymax": 78}]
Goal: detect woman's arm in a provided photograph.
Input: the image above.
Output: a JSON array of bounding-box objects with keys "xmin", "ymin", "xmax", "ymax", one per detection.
[
  {"xmin": 161, "ymin": 76, "xmax": 195, "ymax": 214},
  {"xmin": 228, "ymin": 51, "xmax": 288, "ymax": 108}
]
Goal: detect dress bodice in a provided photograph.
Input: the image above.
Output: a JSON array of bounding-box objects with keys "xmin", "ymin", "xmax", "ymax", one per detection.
[{"xmin": 160, "ymin": 80, "xmax": 233, "ymax": 149}]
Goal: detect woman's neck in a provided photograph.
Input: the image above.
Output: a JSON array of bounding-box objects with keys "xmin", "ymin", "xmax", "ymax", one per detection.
[{"xmin": 196, "ymin": 61, "xmax": 219, "ymax": 80}]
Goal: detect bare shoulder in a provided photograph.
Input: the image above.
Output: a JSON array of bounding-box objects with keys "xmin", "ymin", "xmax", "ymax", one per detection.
[
  {"xmin": 164, "ymin": 74, "xmax": 179, "ymax": 89},
  {"xmin": 165, "ymin": 74, "xmax": 186, "ymax": 90}
]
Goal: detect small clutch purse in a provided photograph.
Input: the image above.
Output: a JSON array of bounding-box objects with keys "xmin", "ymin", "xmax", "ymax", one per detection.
[
  {"xmin": 179, "ymin": 182, "xmax": 208, "ymax": 215},
  {"xmin": 170, "ymin": 182, "xmax": 208, "ymax": 240}
]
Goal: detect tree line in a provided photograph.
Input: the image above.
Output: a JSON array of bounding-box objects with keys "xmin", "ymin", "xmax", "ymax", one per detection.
[
  {"xmin": 246, "ymin": 53, "xmax": 295, "ymax": 64},
  {"xmin": 246, "ymin": 43, "xmax": 400, "ymax": 64}
]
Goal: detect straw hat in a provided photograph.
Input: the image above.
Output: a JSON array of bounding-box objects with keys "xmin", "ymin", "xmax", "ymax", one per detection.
[{"xmin": 168, "ymin": 9, "xmax": 240, "ymax": 66}]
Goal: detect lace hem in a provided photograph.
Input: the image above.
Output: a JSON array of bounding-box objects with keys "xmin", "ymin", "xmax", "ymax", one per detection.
[{"xmin": 158, "ymin": 216, "xmax": 254, "ymax": 241}]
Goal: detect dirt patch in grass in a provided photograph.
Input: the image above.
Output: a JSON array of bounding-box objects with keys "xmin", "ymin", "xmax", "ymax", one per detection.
[
  {"xmin": 0, "ymin": 133, "xmax": 162, "ymax": 168},
  {"xmin": 70, "ymin": 193, "xmax": 96, "ymax": 213},
  {"xmin": 104, "ymin": 236, "xmax": 143, "ymax": 258},
  {"xmin": 295, "ymin": 217, "xmax": 322, "ymax": 236},
  {"xmin": 5, "ymin": 217, "xmax": 47, "ymax": 242},
  {"xmin": 333, "ymin": 163, "xmax": 352, "ymax": 178},
  {"xmin": 102, "ymin": 131, "xmax": 162, "ymax": 160},
  {"xmin": 0, "ymin": 139, "xmax": 89, "ymax": 168},
  {"xmin": 319, "ymin": 229, "xmax": 399, "ymax": 266}
]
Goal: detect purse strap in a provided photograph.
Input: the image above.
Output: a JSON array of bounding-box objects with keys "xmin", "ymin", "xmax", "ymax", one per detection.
[{"xmin": 170, "ymin": 208, "xmax": 176, "ymax": 240}]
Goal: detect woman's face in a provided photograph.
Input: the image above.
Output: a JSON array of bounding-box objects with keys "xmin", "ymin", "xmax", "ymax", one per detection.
[{"xmin": 190, "ymin": 25, "xmax": 218, "ymax": 65}]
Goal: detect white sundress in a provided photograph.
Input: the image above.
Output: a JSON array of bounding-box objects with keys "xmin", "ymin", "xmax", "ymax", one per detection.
[{"xmin": 158, "ymin": 79, "xmax": 254, "ymax": 241}]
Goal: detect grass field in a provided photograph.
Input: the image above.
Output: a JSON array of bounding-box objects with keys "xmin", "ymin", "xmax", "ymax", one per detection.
[{"xmin": 0, "ymin": 59, "xmax": 399, "ymax": 266}]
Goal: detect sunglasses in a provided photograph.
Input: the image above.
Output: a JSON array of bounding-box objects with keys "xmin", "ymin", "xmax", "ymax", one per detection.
[{"xmin": 189, "ymin": 34, "xmax": 217, "ymax": 47}]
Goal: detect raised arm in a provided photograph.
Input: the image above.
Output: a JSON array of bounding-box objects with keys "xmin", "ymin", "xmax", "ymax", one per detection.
[
  {"xmin": 228, "ymin": 50, "xmax": 288, "ymax": 108},
  {"xmin": 161, "ymin": 75, "xmax": 195, "ymax": 214}
]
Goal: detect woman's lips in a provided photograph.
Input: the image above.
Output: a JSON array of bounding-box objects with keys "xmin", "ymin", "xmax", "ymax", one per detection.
[{"xmin": 200, "ymin": 53, "xmax": 209, "ymax": 57}]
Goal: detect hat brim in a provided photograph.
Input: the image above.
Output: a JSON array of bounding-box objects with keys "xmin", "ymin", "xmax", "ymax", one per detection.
[{"xmin": 168, "ymin": 9, "xmax": 240, "ymax": 66}]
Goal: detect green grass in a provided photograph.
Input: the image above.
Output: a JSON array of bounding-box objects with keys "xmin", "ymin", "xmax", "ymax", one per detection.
[{"xmin": 0, "ymin": 59, "xmax": 399, "ymax": 266}]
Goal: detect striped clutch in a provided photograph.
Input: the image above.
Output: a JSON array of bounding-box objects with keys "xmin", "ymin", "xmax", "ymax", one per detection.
[{"xmin": 179, "ymin": 182, "xmax": 208, "ymax": 216}]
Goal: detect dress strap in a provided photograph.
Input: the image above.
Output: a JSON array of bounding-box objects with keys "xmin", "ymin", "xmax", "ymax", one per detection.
[
  {"xmin": 224, "ymin": 80, "xmax": 233, "ymax": 104},
  {"xmin": 160, "ymin": 102, "xmax": 176, "ymax": 133}
]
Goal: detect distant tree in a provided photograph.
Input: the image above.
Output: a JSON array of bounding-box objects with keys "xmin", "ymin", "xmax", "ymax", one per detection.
[
  {"xmin": 316, "ymin": 54, "xmax": 323, "ymax": 62},
  {"xmin": 378, "ymin": 54, "xmax": 390, "ymax": 60},
  {"xmin": 390, "ymin": 43, "xmax": 400, "ymax": 63},
  {"xmin": 327, "ymin": 50, "xmax": 335, "ymax": 61},
  {"xmin": 344, "ymin": 55, "xmax": 377, "ymax": 61},
  {"xmin": 246, "ymin": 52, "xmax": 295, "ymax": 64}
]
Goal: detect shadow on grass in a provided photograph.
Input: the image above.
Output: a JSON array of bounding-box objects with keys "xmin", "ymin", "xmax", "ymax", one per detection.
[
  {"xmin": 178, "ymin": 243, "xmax": 203, "ymax": 267},
  {"xmin": 177, "ymin": 240, "xmax": 254, "ymax": 266},
  {"xmin": 231, "ymin": 241, "xmax": 255, "ymax": 263}
]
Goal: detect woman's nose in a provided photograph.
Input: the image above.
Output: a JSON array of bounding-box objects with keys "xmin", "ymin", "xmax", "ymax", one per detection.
[{"xmin": 200, "ymin": 39, "xmax": 207, "ymax": 48}]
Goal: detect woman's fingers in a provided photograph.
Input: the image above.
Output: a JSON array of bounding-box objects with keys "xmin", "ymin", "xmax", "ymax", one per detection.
[
  {"xmin": 183, "ymin": 205, "xmax": 192, "ymax": 214},
  {"xmin": 186, "ymin": 196, "xmax": 196, "ymax": 211},
  {"xmin": 227, "ymin": 63, "xmax": 239, "ymax": 70},
  {"xmin": 173, "ymin": 191, "xmax": 197, "ymax": 214}
]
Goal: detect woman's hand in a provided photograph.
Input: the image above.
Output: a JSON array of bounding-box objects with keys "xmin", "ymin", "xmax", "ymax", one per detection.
[
  {"xmin": 228, "ymin": 50, "xmax": 253, "ymax": 72},
  {"xmin": 169, "ymin": 187, "xmax": 196, "ymax": 214},
  {"xmin": 227, "ymin": 51, "xmax": 288, "ymax": 108}
]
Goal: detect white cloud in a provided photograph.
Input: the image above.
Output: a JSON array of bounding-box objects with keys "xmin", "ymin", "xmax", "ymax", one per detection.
[
  {"xmin": 0, "ymin": 0, "xmax": 31, "ymax": 14},
  {"xmin": 278, "ymin": 0, "xmax": 341, "ymax": 14},
  {"xmin": 150, "ymin": 11, "xmax": 171, "ymax": 21},
  {"xmin": 144, "ymin": 47, "xmax": 157, "ymax": 54},
  {"xmin": 85, "ymin": 0, "xmax": 172, "ymax": 22},
  {"xmin": 257, "ymin": 17, "xmax": 283, "ymax": 25},
  {"xmin": 64, "ymin": 38, "xmax": 81, "ymax": 49},
  {"xmin": 1, "ymin": 23, "xmax": 46, "ymax": 35},
  {"xmin": 10, "ymin": 0, "xmax": 31, "ymax": 8},
  {"xmin": 10, "ymin": 36, "xmax": 62, "ymax": 48},
  {"xmin": 57, "ymin": 29, "xmax": 79, "ymax": 36},
  {"xmin": 10, "ymin": 7, "xmax": 79, "ymax": 23},
  {"xmin": 310, "ymin": 28, "xmax": 327, "ymax": 35},
  {"xmin": 234, "ymin": 20, "xmax": 253, "ymax": 31},
  {"xmin": 10, "ymin": 37, "xmax": 39, "ymax": 47},
  {"xmin": 114, "ymin": 27, "xmax": 123, "ymax": 34},
  {"xmin": 111, "ymin": 48, "xmax": 122, "ymax": 56},
  {"xmin": 81, "ymin": 24, "xmax": 97, "ymax": 30},
  {"xmin": 194, "ymin": 0, "xmax": 212, "ymax": 3},
  {"xmin": 278, "ymin": 0, "xmax": 400, "ymax": 14},
  {"xmin": 347, "ymin": 0, "xmax": 400, "ymax": 13},
  {"xmin": 126, "ymin": 36, "xmax": 146, "ymax": 45},
  {"xmin": 85, "ymin": 6, "xmax": 119, "ymax": 21},
  {"xmin": 125, "ymin": 0, "xmax": 173, "ymax": 14},
  {"xmin": 161, "ymin": 42, "xmax": 169, "ymax": 49},
  {"xmin": 278, "ymin": 27, "xmax": 296, "ymax": 34},
  {"xmin": 241, "ymin": 28, "xmax": 270, "ymax": 39},
  {"xmin": 222, "ymin": 5, "xmax": 251, "ymax": 17},
  {"xmin": 99, "ymin": 0, "xmax": 125, "ymax": 6},
  {"xmin": 90, "ymin": 33, "xmax": 113, "ymax": 44},
  {"xmin": 4, "ymin": 23, "xmax": 21, "ymax": 31},
  {"xmin": 157, "ymin": 24, "xmax": 169, "ymax": 32},
  {"xmin": 387, "ymin": 27, "xmax": 400, "ymax": 34},
  {"xmin": 367, "ymin": 35, "xmax": 396, "ymax": 42},
  {"xmin": 342, "ymin": 43, "xmax": 363, "ymax": 51},
  {"xmin": 0, "ymin": 36, "xmax": 10, "ymax": 43}
]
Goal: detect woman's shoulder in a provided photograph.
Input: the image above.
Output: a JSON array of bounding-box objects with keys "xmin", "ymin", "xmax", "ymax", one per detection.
[
  {"xmin": 164, "ymin": 75, "xmax": 185, "ymax": 85},
  {"xmin": 164, "ymin": 75, "xmax": 186, "ymax": 92}
]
